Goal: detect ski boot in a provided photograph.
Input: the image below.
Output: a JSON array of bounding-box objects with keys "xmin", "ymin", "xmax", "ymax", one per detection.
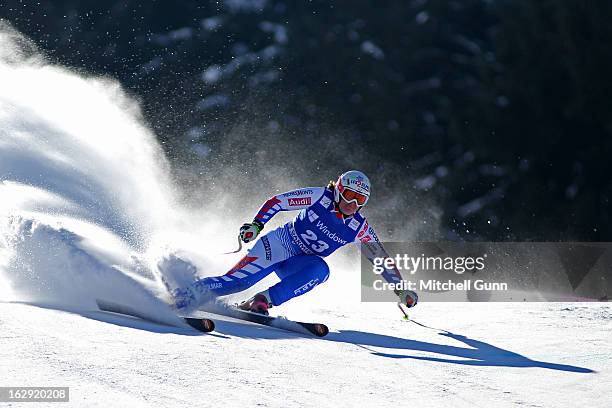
[{"xmin": 237, "ymin": 292, "xmax": 272, "ymax": 315}]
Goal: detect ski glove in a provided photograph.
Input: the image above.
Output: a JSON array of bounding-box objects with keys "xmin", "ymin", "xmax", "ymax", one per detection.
[
  {"xmin": 239, "ymin": 220, "xmax": 264, "ymax": 243},
  {"xmin": 396, "ymin": 289, "xmax": 418, "ymax": 308}
]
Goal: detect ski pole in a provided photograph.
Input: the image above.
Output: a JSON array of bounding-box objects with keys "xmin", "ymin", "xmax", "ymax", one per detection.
[{"xmin": 397, "ymin": 302, "xmax": 410, "ymax": 321}]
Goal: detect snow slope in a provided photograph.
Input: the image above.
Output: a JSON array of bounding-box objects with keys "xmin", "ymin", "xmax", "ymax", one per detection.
[
  {"xmin": 0, "ymin": 302, "xmax": 610, "ymax": 407},
  {"xmin": 0, "ymin": 24, "xmax": 610, "ymax": 408}
]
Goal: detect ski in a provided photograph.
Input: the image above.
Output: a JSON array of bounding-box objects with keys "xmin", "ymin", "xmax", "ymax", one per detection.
[
  {"xmin": 95, "ymin": 299, "xmax": 215, "ymax": 333},
  {"xmin": 197, "ymin": 303, "xmax": 329, "ymax": 337},
  {"xmin": 182, "ymin": 317, "xmax": 216, "ymax": 333}
]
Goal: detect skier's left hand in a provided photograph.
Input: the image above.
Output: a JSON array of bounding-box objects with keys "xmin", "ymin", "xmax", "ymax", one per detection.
[
  {"xmin": 239, "ymin": 221, "xmax": 263, "ymax": 243},
  {"xmin": 396, "ymin": 289, "xmax": 418, "ymax": 308}
]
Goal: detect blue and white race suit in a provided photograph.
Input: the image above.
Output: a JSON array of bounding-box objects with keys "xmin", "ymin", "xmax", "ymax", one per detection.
[{"xmin": 186, "ymin": 186, "xmax": 402, "ymax": 308}]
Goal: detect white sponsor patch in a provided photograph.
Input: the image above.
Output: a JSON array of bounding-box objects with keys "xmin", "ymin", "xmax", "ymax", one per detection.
[
  {"xmin": 319, "ymin": 196, "xmax": 332, "ymax": 208},
  {"xmin": 308, "ymin": 210, "xmax": 319, "ymax": 222},
  {"xmin": 349, "ymin": 218, "xmax": 360, "ymax": 231}
]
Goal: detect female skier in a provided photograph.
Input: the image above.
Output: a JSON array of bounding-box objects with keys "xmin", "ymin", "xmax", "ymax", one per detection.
[{"xmin": 172, "ymin": 170, "xmax": 418, "ymax": 314}]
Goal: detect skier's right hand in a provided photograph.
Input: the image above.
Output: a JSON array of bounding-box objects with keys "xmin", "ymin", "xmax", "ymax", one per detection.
[
  {"xmin": 239, "ymin": 220, "xmax": 263, "ymax": 243},
  {"xmin": 395, "ymin": 289, "xmax": 418, "ymax": 308}
]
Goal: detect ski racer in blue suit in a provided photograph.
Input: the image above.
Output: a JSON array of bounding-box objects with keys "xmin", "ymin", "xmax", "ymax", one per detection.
[{"xmin": 174, "ymin": 170, "xmax": 418, "ymax": 315}]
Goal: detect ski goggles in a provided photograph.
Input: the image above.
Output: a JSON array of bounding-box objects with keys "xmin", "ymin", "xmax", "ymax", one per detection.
[{"xmin": 340, "ymin": 188, "xmax": 369, "ymax": 206}]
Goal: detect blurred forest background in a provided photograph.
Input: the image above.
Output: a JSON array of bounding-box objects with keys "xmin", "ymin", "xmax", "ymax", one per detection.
[{"xmin": 1, "ymin": 0, "xmax": 611, "ymax": 241}]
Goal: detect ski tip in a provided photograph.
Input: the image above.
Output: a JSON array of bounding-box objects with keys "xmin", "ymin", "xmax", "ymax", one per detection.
[
  {"xmin": 313, "ymin": 324, "xmax": 329, "ymax": 337},
  {"xmin": 184, "ymin": 317, "xmax": 215, "ymax": 333},
  {"xmin": 300, "ymin": 323, "xmax": 328, "ymax": 337}
]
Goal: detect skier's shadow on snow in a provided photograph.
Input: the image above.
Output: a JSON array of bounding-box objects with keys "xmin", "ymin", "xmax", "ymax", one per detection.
[
  {"xmin": 206, "ymin": 317, "xmax": 593, "ymax": 373},
  {"xmin": 325, "ymin": 320, "xmax": 594, "ymax": 373}
]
